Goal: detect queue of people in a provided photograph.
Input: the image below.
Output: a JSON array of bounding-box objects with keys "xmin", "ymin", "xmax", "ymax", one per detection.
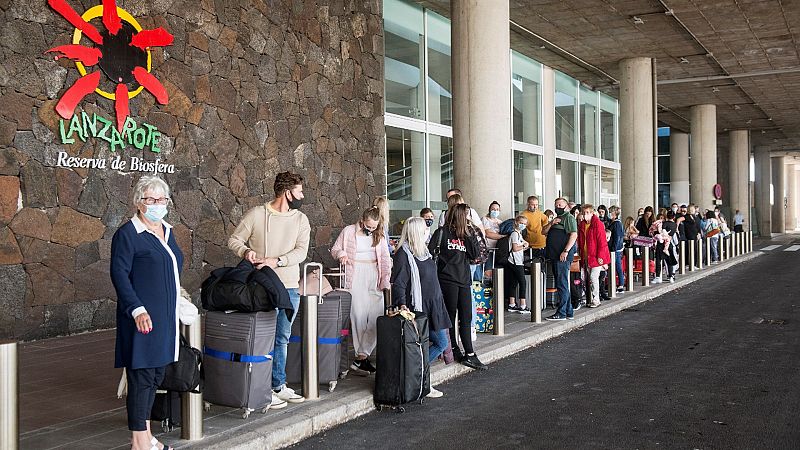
[{"xmin": 110, "ymin": 170, "xmax": 746, "ymax": 446}]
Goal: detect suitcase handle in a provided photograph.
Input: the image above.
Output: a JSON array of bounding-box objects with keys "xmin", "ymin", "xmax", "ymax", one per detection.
[
  {"xmin": 323, "ymin": 263, "xmax": 348, "ymax": 289},
  {"xmin": 302, "ymin": 262, "xmax": 324, "ymax": 304}
]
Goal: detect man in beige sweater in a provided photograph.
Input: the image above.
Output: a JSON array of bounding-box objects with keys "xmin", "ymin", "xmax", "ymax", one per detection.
[{"xmin": 228, "ymin": 171, "xmax": 311, "ymax": 408}]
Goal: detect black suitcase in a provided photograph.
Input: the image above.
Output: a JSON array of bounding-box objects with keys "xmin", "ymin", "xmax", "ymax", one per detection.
[
  {"xmin": 151, "ymin": 391, "xmax": 181, "ymax": 432},
  {"xmin": 374, "ymin": 311, "xmax": 430, "ymax": 412}
]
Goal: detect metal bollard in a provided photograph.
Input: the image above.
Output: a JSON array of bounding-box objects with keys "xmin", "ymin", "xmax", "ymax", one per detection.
[
  {"xmin": 492, "ymin": 267, "xmax": 505, "ymax": 336},
  {"xmin": 748, "ymin": 230, "xmax": 753, "ymax": 252},
  {"xmin": 679, "ymin": 241, "xmax": 686, "ymax": 275},
  {"xmin": 0, "ymin": 341, "xmax": 18, "ymax": 450},
  {"xmin": 642, "ymin": 246, "xmax": 650, "ymax": 287},
  {"xmin": 609, "ymin": 251, "xmax": 616, "ymax": 299},
  {"xmin": 719, "ymin": 236, "xmax": 725, "ymax": 262},
  {"xmin": 689, "ymin": 240, "xmax": 696, "ymax": 271},
  {"xmin": 626, "ymin": 247, "xmax": 635, "ymax": 292},
  {"xmin": 181, "ymin": 323, "xmax": 203, "ymax": 440},
  {"xmin": 705, "ymin": 237, "xmax": 712, "ymax": 265},
  {"xmin": 302, "ymin": 262, "xmax": 323, "ymax": 400},
  {"xmin": 697, "ymin": 239, "xmax": 704, "ymax": 269},
  {"xmin": 531, "ymin": 261, "xmax": 542, "ymax": 323}
]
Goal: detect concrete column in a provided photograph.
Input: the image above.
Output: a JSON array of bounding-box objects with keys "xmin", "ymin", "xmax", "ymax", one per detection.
[
  {"xmin": 542, "ymin": 67, "xmax": 557, "ymax": 207},
  {"xmin": 669, "ymin": 131, "xmax": 690, "ymax": 205},
  {"xmin": 728, "ymin": 129, "xmax": 750, "ymax": 228},
  {"xmin": 754, "ymin": 148, "xmax": 772, "ymax": 236},
  {"xmin": 772, "ymin": 156, "xmax": 786, "ymax": 233},
  {"xmin": 689, "ymin": 104, "xmax": 717, "ymax": 210},
  {"xmin": 451, "ymin": 0, "xmax": 512, "ymax": 212},
  {"xmin": 786, "ymin": 163, "xmax": 797, "ymax": 231},
  {"xmin": 619, "ymin": 57, "xmax": 654, "ymax": 216}
]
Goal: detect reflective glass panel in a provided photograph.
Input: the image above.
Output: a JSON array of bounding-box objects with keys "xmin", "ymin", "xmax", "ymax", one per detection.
[
  {"xmin": 384, "ymin": 0, "xmax": 425, "ymax": 119},
  {"xmin": 513, "ymin": 151, "xmax": 543, "ymax": 213},
  {"xmin": 580, "ymin": 86, "xmax": 598, "ymax": 157},
  {"xmin": 600, "ymin": 167, "xmax": 619, "ymax": 208},
  {"xmin": 556, "ymin": 158, "xmax": 578, "ymax": 202},
  {"xmin": 600, "ymin": 93, "xmax": 616, "ymax": 161},
  {"xmin": 426, "ymin": 10, "xmax": 452, "ymax": 126},
  {"xmin": 555, "ymin": 72, "xmax": 577, "ymax": 153},
  {"xmin": 581, "ymin": 163, "xmax": 599, "ymax": 205},
  {"xmin": 512, "ymin": 51, "xmax": 542, "ymax": 145},
  {"xmin": 428, "ymin": 134, "xmax": 453, "ymax": 212},
  {"xmin": 386, "ymin": 126, "xmax": 426, "ymax": 222}
]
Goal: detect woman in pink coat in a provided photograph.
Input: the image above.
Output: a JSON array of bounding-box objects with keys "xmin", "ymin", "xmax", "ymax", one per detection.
[
  {"xmin": 577, "ymin": 204, "xmax": 611, "ymax": 308},
  {"xmin": 331, "ymin": 207, "xmax": 392, "ymax": 375}
]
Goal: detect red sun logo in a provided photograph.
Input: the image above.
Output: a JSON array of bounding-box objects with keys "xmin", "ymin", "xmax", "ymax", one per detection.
[{"xmin": 45, "ymin": 0, "xmax": 174, "ymax": 131}]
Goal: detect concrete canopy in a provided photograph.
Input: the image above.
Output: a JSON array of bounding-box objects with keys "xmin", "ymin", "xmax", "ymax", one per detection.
[{"xmin": 416, "ymin": 0, "xmax": 800, "ymax": 151}]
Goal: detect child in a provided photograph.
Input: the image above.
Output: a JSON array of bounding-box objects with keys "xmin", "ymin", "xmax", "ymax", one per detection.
[{"xmin": 506, "ymin": 216, "xmax": 531, "ymax": 314}]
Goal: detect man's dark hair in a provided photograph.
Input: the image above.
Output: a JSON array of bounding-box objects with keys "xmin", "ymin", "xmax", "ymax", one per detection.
[
  {"xmin": 667, "ymin": 211, "xmax": 675, "ymax": 220},
  {"xmin": 274, "ymin": 171, "xmax": 303, "ymax": 198}
]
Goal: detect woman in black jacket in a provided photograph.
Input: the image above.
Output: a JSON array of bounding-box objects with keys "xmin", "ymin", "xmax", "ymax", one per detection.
[
  {"xmin": 428, "ymin": 204, "xmax": 486, "ymax": 370},
  {"xmin": 392, "ymin": 217, "xmax": 453, "ymax": 397}
]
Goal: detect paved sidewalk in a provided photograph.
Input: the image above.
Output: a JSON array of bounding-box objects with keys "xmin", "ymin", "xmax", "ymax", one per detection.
[{"xmin": 18, "ymin": 248, "xmax": 763, "ymax": 450}]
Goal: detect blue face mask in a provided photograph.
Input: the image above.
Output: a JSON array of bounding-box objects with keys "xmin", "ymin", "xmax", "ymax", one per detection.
[
  {"xmin": 517, "ymin": 223, "xmax": 526, "ymax": 231},
  {"xmin": 144, "ymin": 204, "xmax": 168, "ymax": 222},
  {"xmin": 490, "ymin": 210, "xmax": 500, "ymax": 218}
]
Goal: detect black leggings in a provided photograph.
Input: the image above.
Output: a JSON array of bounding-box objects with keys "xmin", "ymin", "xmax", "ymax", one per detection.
[
  {"xmin": 440, "ymin": 281, "xmax": 474, "ymax": 354},
  {"xmin": 655, "ymin": 243, "xmax": 674, "ymax": 278},
  {"xmin": 505, "ymin": 263, "xmax": 527, "ymax": 302}
]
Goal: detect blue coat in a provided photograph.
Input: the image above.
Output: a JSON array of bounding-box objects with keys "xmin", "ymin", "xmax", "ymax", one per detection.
[{"xmin": 111, "ymin": 219, "xmax": 184, "ymax": 369}]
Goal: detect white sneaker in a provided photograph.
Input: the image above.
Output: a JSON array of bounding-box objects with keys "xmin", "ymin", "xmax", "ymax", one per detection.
[
  {"xmin": 274, "ymin": 386, "xmax": 305, "ymax": 403},
  {"xmin": 427, "ymin": 386, "xmax": 443, "ymax": 398},
  {"xmin": 651, "ymin": 277, "xmax": 662, "ymax": 284},
  {"xmin": 269, "ymin": 395, "xmax": 287, "ymax": 409},
  {"xmin": 669, "ymin": 276, "xmax": 675, "ymax": 283}
]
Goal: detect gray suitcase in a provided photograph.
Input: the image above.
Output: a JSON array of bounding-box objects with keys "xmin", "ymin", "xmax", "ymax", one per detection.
[
  {"xmin": 286, "ymin": 265, "xmax": 352, "ymax": 392},
  {"xmin": 202, "ymin": 310, "xmax": 277, "ymax": 419}
]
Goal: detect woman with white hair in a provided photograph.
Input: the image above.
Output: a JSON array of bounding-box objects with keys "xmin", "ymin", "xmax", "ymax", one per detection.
[
  {"xmin": 390, "ymin": 217, "xmax": 452, "ymax": 398},
  {"xmin": 110, "ymin": 175, "xmax": 183, "ymax": 450}
]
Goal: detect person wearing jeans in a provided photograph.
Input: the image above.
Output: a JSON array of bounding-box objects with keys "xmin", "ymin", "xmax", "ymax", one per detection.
[
  {"xmin": 228, "ymin": 171, "xmax": 311, "ymax": 409},
  {"xmin": 608, "ymin": 206, "xmax": 625, "ymax": 292},
  {"xmin": 543, "ymin": 197, "xmax": 579, "ymax": 321}
]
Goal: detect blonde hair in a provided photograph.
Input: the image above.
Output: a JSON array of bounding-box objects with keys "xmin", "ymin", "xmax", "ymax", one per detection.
[
  {"xmin": 372, "ymin": 196, "xmax": 390, "ymax": 226},
  {"xmin": 398, "ymin": 217, "xmax": 429, "ymax": 258}
]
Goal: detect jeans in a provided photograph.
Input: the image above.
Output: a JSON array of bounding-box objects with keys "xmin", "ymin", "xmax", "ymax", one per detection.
[
  {"xmin": 709, "ymin": 236, "xmax": 719, "ymax": 262},
  {"xmin": 553, "ymin": 248, "xmax": 576, "ymax": 317},
  {"xmin": 615, "ymin": 250, "xmax": 625, "ymax": 287},
  {"xmin": 585, "ymin": 265, "xmax": 602, "ymax": 305},
  {"xmin": 429, "ymin": 328, "xmax": 449, "ymax": 361},
  {"xmin": 272, "ymin": 288, "xmax": 300, "ymax": 390}
]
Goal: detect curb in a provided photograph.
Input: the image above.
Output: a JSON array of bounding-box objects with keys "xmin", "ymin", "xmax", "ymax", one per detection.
[{"xmin": 181, "ymin": 251, "xmax": 763, "ymax": 449}]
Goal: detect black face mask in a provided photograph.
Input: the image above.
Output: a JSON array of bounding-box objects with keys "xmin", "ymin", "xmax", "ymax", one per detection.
[
  {"xmin": 286, "ymin": 191, "xmax": 303, "ymax": 210},
  {"xmin": 555, "ymin": 207, "xmax": 566, "ymax": 215},
  {"xmin": 424, "ymin": 219, "xmax": 434, "ymax": 227},
  {"xmin": 362, "ymin": 227, "xmax": 373, "ymax": 236}
]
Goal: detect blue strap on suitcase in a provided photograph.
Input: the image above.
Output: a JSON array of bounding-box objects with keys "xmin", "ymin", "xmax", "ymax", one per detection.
[{"xmin": 203, "ymin": 346, "xmax": 273, "ymax": 363}]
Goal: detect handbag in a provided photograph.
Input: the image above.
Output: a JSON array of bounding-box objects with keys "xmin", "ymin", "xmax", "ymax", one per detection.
[
  {"xmin": 159, "ymin": 335, "xmax": 202, "ymax": 393},
  {"xmin": 706, "ymin": 228, "xmax": 720, "ymax": 238},
  {"xmin": 631, "ymin": 235, "xmax": 655, "ymax": 248},
  {"xmin": 470, "ymin": 226, "xmax": 489, "ymax": 265},
  {"xmin": 431, "ymin": 228, "xmax": 445, "ymax": 263}
]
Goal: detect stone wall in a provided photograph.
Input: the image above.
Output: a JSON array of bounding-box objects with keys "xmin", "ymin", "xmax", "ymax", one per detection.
[{"xmin": 0, "ymin": 0, "xmax": 385, "ymax": 340}]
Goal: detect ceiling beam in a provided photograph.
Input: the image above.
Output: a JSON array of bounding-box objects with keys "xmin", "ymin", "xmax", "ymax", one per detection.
[{"xmin": 658, "ymin": 67, "xmax": 800, "ymax": 85}]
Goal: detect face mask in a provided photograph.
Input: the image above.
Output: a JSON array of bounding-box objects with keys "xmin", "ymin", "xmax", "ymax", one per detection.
[
  {"xmin": 144, "ymin": 204, "xmax": 168, "ymax": 222},
  {"xmin": 286, "ymin": 191, "xmax": 303, "ymax": 210},
  {"xmin": 362, "ymin": 226, "xmax": 373, "ymax": 236},
  {"xmin": 672, "ymin": 207, "xmax": 678, "ymax": 213},
  {"xmin": 528, "ymin": 205, "xmax": 537, "ymax": 212},
  {"xmin": 424, "ymin": 218, "xmax": 434, "ymax": 227},
  {"xmin": 490, "ymin": 210, "xmax": 499, "ymax": 218},
  {"xmin": 517, "ymin": 223, "xmax": 525, "ymax": 231},
  {"xmin": 555, "ymin": 207, "xmax": 565, "ymax": 215}
]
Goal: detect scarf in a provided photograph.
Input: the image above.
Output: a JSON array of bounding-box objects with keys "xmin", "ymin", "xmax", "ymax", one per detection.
[{"xmin": 401, "ymin": 242, "xmax": 430, "ymax": 313}]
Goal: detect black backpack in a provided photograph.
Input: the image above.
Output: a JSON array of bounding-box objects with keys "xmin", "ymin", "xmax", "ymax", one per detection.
[
  {"xmin": 494, "ymin": 235, "xmax": 511, "ymax": 266},
  {"xmin": 201, "ymin": 260, "xmax": 291, "ymax": 316}
]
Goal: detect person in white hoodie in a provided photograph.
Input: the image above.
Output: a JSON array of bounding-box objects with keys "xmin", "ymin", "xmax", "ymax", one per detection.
[{"xmin": 228, "ymin": 171, "xmax": 311, "ymax": 408}]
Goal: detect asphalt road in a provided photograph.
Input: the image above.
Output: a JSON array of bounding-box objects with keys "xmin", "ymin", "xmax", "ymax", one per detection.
[{"xmin": 293, "ymin": 244, "xmax": 800, "ymax": 450}]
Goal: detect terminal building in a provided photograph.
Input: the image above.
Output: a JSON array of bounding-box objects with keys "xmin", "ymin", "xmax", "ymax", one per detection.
[{"xmin": 0, "ymin": 0, "xmax": 798, "ymax": 340}]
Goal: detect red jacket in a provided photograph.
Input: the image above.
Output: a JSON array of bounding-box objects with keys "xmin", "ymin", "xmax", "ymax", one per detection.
[{"xmin": 577, "ymin": 214, "xmax": 611, "ymax": 269}]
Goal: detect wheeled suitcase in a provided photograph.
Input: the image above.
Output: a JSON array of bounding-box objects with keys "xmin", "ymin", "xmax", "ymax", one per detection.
[
  {"xmin": 286, "ymin": 265, "xmax": 351, "ymax": 392},
  {"xmin": 202, "ymin": 310, "xmax": 277, "ymax": 419},
  {"xmin": 374, "ymin": 311, "xmax": 430, "ymax": 412},
  {"xmin": 473, "ymin": 282, "xmax": 494, "ymax": 333},
  {"xmin": 151, "ymin": 390, "xmax": 181, "ymax": 432}
]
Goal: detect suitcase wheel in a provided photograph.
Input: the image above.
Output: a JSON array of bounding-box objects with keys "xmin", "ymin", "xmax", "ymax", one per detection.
[
  {"xmin": 339, "ymin": 370, "xmax": 349, "ymax": 380},
  {"xmin": 328, "ymin": 381, "xmax": 337, "ymax": 392},
  {"xmin": 260, "ymin": 406, "xmax": 269, "ymax": 414},
  {"xmin": 203, "ymin": 401, "xmax": 211, "ymax": 412},
  {"xmin": 242, "ymin": 409, "xmax": 252, "ymax": 419},
  {"xmin": 374, "ymin": 402, "xmax": 383, "ymax": 412},
  {"xmin": 395, "ymin": 406, "xmax": 405, "ymax": 414}
]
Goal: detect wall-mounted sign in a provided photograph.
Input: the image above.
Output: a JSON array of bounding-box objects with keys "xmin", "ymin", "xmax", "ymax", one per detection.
[
  {"xmin": 46, "ymin": 0, "xmax": 175, "ymax": 172},
  {"xmin": 713, "ymin": 183, "xmax": 723, "ymax": 200}
]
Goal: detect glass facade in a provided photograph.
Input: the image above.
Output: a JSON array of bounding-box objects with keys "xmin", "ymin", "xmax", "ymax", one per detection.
[
  {"xmin": 512, "ymin": 51, "xmax": 542, "ymax": 146},
  {"xmin": 513, "ymin": 151, "xmax": 543, "ymax": 213},
  {"xmin": 555, "ymin": 71, "xmax": 577, "ymax": 153},
  {"xmin": 657, "ymin": 127, "xmax": 670, "ymax": 208},
  {"xmin": 383, "ymin": 0, "xmax": 620, "ymax": 220}
]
